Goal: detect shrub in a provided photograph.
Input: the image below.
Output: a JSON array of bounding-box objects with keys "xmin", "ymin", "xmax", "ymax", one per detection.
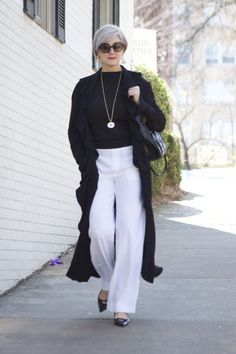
[
  {"xmin": 135, "ymin": 65, "xmax": 171, "ymax": 128},
  {"xmin": 135, "ymin": 65, "xmax": 182, "ymax": 199}
]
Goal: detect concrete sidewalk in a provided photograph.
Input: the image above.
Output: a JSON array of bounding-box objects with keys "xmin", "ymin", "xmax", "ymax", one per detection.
[{"xmin": 0, "ymin": 168, "xmax": 236, "ymax": 354}]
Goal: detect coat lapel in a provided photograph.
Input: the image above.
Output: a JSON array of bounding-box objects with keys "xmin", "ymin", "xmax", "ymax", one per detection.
[
  {"xmin": 79, "ymin": 66, "xmax": 141, "ymax": 117},
  {"xmin": 74, "ymin": 70, "xmax": 101, "ymax": 151},
  {"xmin": 79, "ymin": 70, "xmax": 100, "ymax": 109}
]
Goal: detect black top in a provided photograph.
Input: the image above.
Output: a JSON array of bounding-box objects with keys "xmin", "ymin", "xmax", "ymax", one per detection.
[{"xmin": 87, "ymin": 71, "xmax": 132, "ymax": 149}]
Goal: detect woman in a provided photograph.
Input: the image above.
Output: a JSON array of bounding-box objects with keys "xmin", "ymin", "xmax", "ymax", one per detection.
[{"xmin": 66, "ymin": 24, "xmax": 166, "ymax": 327}]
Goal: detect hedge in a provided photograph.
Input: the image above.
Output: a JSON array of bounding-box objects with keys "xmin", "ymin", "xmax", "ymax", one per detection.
[{"xmin": 135, "ymin": 65, "xmax": 182, "ymax": 198}]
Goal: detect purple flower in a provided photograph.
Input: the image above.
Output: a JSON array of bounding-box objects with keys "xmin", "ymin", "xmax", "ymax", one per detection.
[{"xmin": 50, "ymin": 258, "xmax": 63, "ymax": 266}]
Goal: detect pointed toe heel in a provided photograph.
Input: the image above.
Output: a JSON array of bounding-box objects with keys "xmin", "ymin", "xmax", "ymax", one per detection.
[
  {"xmin": 114, "ymin": 313, "xmax": 130, "ymax": 327},
  {"xmin": 97, "ymin": 291, "xmax": 107, "ymax": 312}
]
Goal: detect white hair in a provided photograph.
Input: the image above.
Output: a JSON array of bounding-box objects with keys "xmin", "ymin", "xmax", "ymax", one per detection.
[{"xmin": 93, "ymin": 24, "xmax": 128, "ymax": 55}]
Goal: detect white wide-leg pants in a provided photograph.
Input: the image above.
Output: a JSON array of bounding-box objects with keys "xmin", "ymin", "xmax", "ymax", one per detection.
[{"xmin": 88, "ymin": 146, "xmax": 146, "ymax": 313}]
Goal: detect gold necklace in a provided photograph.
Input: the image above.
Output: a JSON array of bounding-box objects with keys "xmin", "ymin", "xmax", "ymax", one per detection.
[{"xmin": 100, "ymin": 71, "xmax": 122, "ymax": 128}]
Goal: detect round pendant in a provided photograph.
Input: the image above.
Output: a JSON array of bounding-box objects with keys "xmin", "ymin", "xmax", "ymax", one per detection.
[{"xmin": 107, "ymin": 122, "xmax": 115, "ymax": 128}]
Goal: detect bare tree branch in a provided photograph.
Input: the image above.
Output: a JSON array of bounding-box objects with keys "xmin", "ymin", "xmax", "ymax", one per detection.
[{"xmin": 134, "ymin": 0, "xmax": 236, "ymax": 168}]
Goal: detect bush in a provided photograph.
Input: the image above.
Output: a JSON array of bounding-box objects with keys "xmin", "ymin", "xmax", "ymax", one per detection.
[
  {"xmin": 135, "ymin": 65, "xmax": 171, "ymax": 128},
  {"xmin": 135, "ymin": 65, "xmax": 182, "ymax": 199}
]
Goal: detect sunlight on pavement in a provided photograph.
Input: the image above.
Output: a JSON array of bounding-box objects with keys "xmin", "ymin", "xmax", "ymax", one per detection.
[{"xmin": 166, "ymin": 168, "xmax": 236, "ymax": 234}]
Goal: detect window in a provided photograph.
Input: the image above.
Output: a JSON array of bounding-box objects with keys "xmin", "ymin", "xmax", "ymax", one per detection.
[
  {"xmin": 92, "ymin": 0, "xmax": 120, "ymax": 68},
  {"xmin": 176, "ymin": 43, "xmax": 191, "ymax": 65},
  {"xmin": 223, "ymin": 56, "xmax": 235, "ymax": 64},
  {"xmin": 93, "ymin": 0, "xmax": 119, "ymax": 34},
  {"xmin": 23, "ymin": 0, "xmax": 65, "ymax": 43},
  {"xmin": 222, "ymin": 48, "xmax": 235, "ymax": 64},
  {"xmin": 205, "ymin": 44, "xmax": 219, "ymax": 64}
]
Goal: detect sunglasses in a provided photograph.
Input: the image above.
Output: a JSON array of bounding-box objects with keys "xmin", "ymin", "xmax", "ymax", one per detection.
[{"xmin": 98, "ymin": 42, "xmax": 124, "ymax": 53}]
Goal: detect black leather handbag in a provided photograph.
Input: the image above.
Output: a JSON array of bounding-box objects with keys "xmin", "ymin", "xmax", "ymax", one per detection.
[{"xmin": 135, "ymin": 115, "xmax": 167, "ymax": 175}]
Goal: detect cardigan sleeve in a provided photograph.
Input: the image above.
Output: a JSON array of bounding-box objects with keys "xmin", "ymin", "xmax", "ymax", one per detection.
[{"xmin": 136, "ymin": 78, "xmax": 166, "ymax": 132}]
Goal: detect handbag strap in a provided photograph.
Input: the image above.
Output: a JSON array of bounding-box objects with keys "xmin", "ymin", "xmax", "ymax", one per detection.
[{"xmin": 151, "ymin": 155, "xmax": 167, "ymax": 176}]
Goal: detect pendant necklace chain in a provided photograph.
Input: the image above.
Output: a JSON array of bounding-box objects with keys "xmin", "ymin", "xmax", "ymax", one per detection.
[{"xmin": 100, "ymin": 70, "xmax": 122, "ymax": 128}]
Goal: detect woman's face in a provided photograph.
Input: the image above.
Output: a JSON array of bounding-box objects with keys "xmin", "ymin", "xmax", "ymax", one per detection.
[{"xmin": 97, "ymin": 35, "xmax": 125, "ymax": 71}]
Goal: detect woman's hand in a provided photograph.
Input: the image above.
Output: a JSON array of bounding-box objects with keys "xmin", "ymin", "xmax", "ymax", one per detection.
[{"xmin": 128, "ymin": 86, "xmax": 140, "ymax": 105}]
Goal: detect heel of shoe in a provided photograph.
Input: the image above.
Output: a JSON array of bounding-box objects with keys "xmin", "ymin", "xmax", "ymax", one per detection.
[{"xmin": 97, "ymin": 291, "xmax": 107, "ymax": 312}]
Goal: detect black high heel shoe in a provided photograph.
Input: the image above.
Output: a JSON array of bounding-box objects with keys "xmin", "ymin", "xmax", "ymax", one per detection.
[
  {"xmin": 114, "ymin": 313, "xmax": 130, "ymax": 327},
  {"xmin": 97, "ymin": 290, "xmax": 107, "ymax": 312}
]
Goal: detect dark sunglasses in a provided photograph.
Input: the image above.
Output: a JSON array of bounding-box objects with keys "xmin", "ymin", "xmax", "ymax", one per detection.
[{"xmin": 98, "ymin": 42, "xmax": 124, "ymax": 53}]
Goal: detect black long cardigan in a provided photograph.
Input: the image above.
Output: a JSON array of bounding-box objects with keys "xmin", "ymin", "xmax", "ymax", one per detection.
[{"xmin": 66, "ymin": 66, "xmax": 166, "ymax": 284}]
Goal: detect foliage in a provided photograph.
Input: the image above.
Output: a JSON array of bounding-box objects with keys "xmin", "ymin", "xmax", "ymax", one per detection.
[
  {"xmin": 135, "ymin": 65, "xmax": 182, "ymax": 198},
  {"xmin": 135, "ymin": 65, "xmax": 172, "ymax": 128}
]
